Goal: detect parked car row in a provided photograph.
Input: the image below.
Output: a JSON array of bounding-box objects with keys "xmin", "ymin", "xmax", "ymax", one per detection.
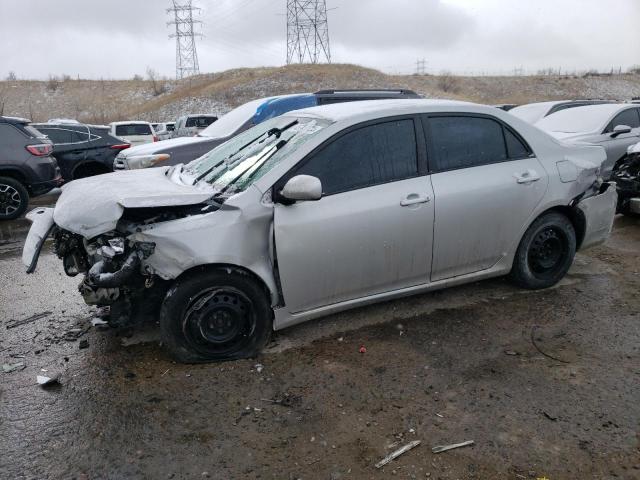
[{"xmin": 113, "ymin": 89, "xmax": 421, "ymax": 170}]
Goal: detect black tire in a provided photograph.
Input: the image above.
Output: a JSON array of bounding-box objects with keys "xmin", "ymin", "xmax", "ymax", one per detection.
[
  {"xmin": 160, "ymin": 268, "xmax": 273, "ymax": 363},
  {"xmin": 509, "ymin": 212, "xmax": 576, "ymax": 290},
  {"xmin": 0, "ymin": 176, "xmax": 29, "ymax": 221}
]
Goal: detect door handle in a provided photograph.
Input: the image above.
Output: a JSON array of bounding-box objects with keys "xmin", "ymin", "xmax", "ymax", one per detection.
[
  {"xmin": 400, "ymin": 193, "xmax": 431, "ymax": 207},
  {"xmin": 514, "ymin": 169, "xmax": 541, "ymax": 184}
]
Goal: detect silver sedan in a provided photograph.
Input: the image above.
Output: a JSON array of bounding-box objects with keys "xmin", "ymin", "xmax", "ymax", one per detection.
[
  {"xmin": 536, "ymin": 103, "xmax": 640, "ymax": 180},
  {"xmin": 23, "ymin": 100, "xmax": 617, "ymax": 362}
]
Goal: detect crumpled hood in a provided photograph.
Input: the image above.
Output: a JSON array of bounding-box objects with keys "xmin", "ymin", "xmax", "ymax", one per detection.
[
  {"xmin": 119, "ymin": 135, "xmax": 211, "ymax": 158},
  {"xmin": 53, "ymin": 168, "xmax": 213, "ymax": 238}
]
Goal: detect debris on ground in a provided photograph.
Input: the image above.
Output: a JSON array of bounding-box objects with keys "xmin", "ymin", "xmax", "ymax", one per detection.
[
  {"xmin": 78, "ymin": 339, "xmax": 89, "ymax": 349},
  {"xmin": 37, "ymin": 373, "xmax": 61, "ymax": 387},
  {"xmin": 432, "ymin": 440, "xmax": 475, "ymax": 454},
  {"xmin": 2, "ymin": 362, "xmax": 26, "ymax": 373},
  {"xmin": 6, "ymin": 311, "xmax": 52, "ymax": 329},
  {"xmin": 531, "ymin": 325, "xmax": 571, "ymax": 363},
  {"xmin": 504, "ymin": 350, "xmax": 519, "ymax": 356},
  {"xmin": 254, "ymin": 363, "xmax": 264, "ymax": 373},
  {"xmin": 359, "ymin": 345, "xmax": 367, "ymax": 354},
  {"xmin": 375, "ymin": 440, "xmax": 421, "ymax": 468},
  {"xmin": 542, "ymin": 411, "xmax": 558, "ymax": 421},
  {"xmin": 91, "ymin": 318, "xmax": 109, "ymax": 327}
]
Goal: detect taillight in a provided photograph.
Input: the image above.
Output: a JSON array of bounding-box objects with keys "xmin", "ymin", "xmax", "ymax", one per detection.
[
  {"xmin": 26, "ymin": 144, "xmax": 53, "ymax": 156},
  {"xmin": 110, "ymin": 144, "xmax": 131, "ymax": 150},
  {"xmin": 153, "ymin": 136, "xmax": 158, "ymax": 142}
]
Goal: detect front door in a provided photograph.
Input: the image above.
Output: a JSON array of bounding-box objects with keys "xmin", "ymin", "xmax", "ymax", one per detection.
[
  {"xmin": 424, "ymin": 115, "xmax": 548, "ymax": 281},
  {"xmin": 596, "ymin": 107, "xmax": 640, "ymax": 179},
  {"xmin": 274, "ymin": 117, "xmax": 434, "ymax": 313}
]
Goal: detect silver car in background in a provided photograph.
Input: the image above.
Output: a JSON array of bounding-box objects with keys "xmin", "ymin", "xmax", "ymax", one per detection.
[
  {"xmin": 173, "ymin": 114, "xmax": 218, "ymax": 138},
  {"xmin": 22, "ymin": 100, "xmax": 617, "ymax": 363},
  {"xmin": 536, "ymin": 103, "xmax": 640, "ymax": 179}
]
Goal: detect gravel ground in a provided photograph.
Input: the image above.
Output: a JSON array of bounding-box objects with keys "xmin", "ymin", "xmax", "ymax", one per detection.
[{"xmin": 0, "ymin": 212, "xmax": 639, "ymax": 480}]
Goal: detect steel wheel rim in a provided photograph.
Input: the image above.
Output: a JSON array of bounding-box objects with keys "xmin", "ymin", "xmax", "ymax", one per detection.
[
  {"xmin": 182, "ymin": 287, "xmax": 255, "ymax": 356},
  {"xmin": 528, "ymin": 226, "xmax": 568, "ymax": 275},
  {"xmin": 0, "ymin": 184, "xmax": 22, "ymax": 216}
]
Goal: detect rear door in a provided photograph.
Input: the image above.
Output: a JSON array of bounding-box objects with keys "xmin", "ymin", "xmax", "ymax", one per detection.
[
  {"xmin": 274, "ymin": 117, "xmax": 434, "ymax": 313},
  {"xmin": 424, "ymin": 114, "xmax": 548, "ymax": 281}
]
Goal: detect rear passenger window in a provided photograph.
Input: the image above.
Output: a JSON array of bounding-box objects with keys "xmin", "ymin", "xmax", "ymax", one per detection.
[
  {"xmin": 39, "ymin": 128, "xmax": 74, "ymax": 144},
  {"xmin": 605, "ymin": 109, "xmax": 640, "ymax": 132},
  {"xmin": 504, "ymin": 128, "xmax": 531, "ymax": 159},
  {"xmin": 429, "ymin": 116, "xmax": 507, "ymax": 171},
  {"xmin": 115, "ymin": 124, "xmax": 152, "ymax": 136},
  {"xmin": 296, "ymin": 119, "xmax": 418, "ymax": 195}
]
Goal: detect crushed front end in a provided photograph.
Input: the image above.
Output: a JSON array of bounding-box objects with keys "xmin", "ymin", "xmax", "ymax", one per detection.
[
  {"xmin": 51, "ymin": 227, "xmax": 168, "ymax": 326},
  {"xmin": 613, "ymin": 148, "xmax": 640, "ymax": 215}
]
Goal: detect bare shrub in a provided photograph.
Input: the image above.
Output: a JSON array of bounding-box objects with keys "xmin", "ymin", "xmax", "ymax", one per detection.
[
  {"xmin": 62, "ymin": 74, "xmax": 72, "ymax": 82},
  {"xmin": 132, "ymin": 74, "xmax": 143, "ymax": 81},
  {"xmin": 628, "ymin": 65, "xmax": 640, "ymax": 75},
  {"xmin": 6, "ymin": 71, "xmax": 17, "ymax": 81},
  {"xmin": 146, "ymin": 67, "xmax": 168, "ymax": 96},
  {"xmin": 47, "ymin": 75, "xmax": 61, "ymax": 92},
  {"xmin": 437, "ymin": 71, "xmax": 460, "ymax": 93}
]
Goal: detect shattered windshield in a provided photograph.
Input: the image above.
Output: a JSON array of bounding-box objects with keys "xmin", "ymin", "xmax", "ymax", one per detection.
[{"xmin": 182, "ymin": 116, "xmax": 330, "ymax": 194}]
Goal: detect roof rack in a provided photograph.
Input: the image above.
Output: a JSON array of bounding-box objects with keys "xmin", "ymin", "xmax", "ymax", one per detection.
[{"xmin": 314, "ymin": 89, "xmax": 418, "ymax": 96}]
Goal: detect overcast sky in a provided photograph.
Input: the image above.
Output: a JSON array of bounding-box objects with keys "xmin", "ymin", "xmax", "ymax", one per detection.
[{"xmin": 0, "ymin": 0, "xmax": 638, "ymax": 79}]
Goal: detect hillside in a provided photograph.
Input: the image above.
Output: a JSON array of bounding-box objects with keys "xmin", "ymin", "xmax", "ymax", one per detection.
[{"xmin": 2, "ymin": 64, "xmax": 640, "ymax": 124}]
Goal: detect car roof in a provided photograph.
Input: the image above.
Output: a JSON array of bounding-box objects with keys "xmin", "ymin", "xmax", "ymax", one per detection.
[
  {"xmin": 545, "ymin": 103, "xmax": 635, "ymax": 119},
  {"xmin": 289, "ymin": 99, "xmax": 475, "ymax": 122},
  {"xmin": 0, "ymin": 116, "xmax": 31, "ymax": 125},
  {"xmin": 110, "ymin": 121, "xmax": 152, "ymax": 126}
]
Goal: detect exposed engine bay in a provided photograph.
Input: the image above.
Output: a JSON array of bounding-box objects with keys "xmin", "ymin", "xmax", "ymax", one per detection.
[
  {"xmin": 613, "ymin": 150, "xmax": 640, "ymax": 215},
  {"xmin": 51, "ymin": 204, "xmax": 210, "ymax": 327}
]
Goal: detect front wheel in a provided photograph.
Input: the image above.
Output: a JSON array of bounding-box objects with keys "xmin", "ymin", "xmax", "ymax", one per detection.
[
  {"xmin": 160, "ymin": 268, "xmax": 273, "ymax": 363},
  {"xmin": 509, "ymin": 212, "xmax": 576, "ymax": 290},
  {"xmin": 0, "ymin": 176, "xmax": 29, "ymax": 221}
]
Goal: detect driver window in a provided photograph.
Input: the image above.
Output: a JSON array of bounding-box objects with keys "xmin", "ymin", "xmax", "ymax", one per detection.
[{"xmin": 294, "ymin": 119, "xmax": 418, "ymax": 196}]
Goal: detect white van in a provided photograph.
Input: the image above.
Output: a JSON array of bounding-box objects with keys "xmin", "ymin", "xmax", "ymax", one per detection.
[{"xmin": 109, "ymin": 121, "xmax": 157, "ymax": 146}]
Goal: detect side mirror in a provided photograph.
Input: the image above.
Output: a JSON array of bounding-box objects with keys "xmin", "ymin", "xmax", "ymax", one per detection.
[
  {"xmin": 611, "ymin": 124, "xmax": 632, "ymax": 137},
  {"xmin": 280, "ymin": 175, "xmax": 322, "ymax": 202}
]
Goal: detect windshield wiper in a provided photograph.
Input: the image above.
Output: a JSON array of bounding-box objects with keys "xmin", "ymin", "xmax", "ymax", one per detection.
[
  {"xmin": 192, "ymin": 120, "xmax": 298, "ymax": 185},
  {"xmin": 215, "ymin": 139, "xmax": 287, "ymax": 197}
]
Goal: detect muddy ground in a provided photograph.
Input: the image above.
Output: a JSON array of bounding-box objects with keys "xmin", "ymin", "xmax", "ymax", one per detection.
[{"xmin": 1, "ymin": 196, "xmax": 639, "ymax": 480}]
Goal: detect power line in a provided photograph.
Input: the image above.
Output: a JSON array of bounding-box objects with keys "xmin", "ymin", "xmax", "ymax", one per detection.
[
  {"xmin": 286, "ymin": 0, "xmax": 331, "ymax": 65},
  {"xmin": 167, "ymin": 0, "xmax": 203, "ymax": 79}
]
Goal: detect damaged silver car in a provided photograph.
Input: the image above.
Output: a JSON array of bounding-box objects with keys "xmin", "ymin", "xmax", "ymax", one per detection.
[{"xmin": 23, "ymin": 100, "xmax": 618, "ymax": 362}]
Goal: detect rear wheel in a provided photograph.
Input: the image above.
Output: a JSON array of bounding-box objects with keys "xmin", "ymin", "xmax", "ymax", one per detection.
[
  {"xmin": 0, "ymin": 176, "xmax": 29, "ymax": 221},
  {"xmin": 509, "ymin": 212, "xmax": 576, "ymax": 289},
  {"xmin": 160, "ymin": 268, "xmax": 272, "ymax": 363}
]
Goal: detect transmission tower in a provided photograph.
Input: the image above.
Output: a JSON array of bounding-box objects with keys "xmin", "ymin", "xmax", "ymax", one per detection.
[
  {"xmin": 286, "ymin": 0, "xmax": 331, "ymax": 65},
  {"xmin": 167, "ymin": 0, "xmax": 202, "ymax": 79},
  {"xmin": 416, "ymin": 58, "xmax": 426, "ymax": 75}
]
